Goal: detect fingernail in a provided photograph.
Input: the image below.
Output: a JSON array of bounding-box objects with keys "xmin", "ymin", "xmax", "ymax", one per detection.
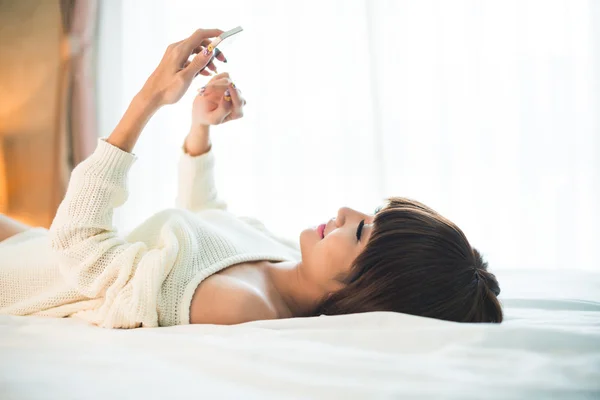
[
  {"xmin": 214, "ymin": 48, "xmax": 226, "ymax": 62},
  {"xmin": 224, "ymin": 89, "xmax": 231, "ymax": 101},
  {"xmin": 203, "ymin": 47, "xmax": 213, "ymax": 57},
  {"xmin": 198, "ymin": 86, "xmax": 206, "ymax": 95},
  {"xmin": 231, "ymin": 83, "xmax": 236, "ymax": 89}
]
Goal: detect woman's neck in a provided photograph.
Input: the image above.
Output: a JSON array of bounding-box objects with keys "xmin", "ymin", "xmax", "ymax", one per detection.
[{"xmin": 263, "ymin": 260, "xmax": 326, "ymax": 318}]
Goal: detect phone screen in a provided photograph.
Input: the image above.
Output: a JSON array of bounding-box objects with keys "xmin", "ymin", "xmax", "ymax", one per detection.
[{"xmin": 211, "ymin": 26, "xmax": 243, "ymax": 53}]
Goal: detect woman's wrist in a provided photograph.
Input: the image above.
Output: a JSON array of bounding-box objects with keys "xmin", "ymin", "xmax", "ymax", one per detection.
[
  {"xmin": 136, "ymin": 88, "xmax": 162, "ymax": 111},
  {"xmin": 184, "ymin": 125, "xmax": 212, "ymax": 156},
  {"xmin": 106, "ymin": 92, "xmax": 160, "ymax": 153}
]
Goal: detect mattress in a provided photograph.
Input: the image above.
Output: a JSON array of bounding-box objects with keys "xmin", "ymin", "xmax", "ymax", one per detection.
[{"xmin": 1, "ymin": 268, "xmax": 599, "ymax": 399}]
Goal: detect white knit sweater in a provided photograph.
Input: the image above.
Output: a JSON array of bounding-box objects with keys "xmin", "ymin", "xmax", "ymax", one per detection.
[{"xmin": 0, "ymin": 138, "xmax": 301, "ymax": 328}]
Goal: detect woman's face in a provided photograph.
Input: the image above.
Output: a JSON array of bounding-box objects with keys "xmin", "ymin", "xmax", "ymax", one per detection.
[{"xmin": 299, "ymin": 207, "xmax": 375, "ymax": 294}]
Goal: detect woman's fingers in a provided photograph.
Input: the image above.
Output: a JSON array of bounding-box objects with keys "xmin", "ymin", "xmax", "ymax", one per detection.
[
  {"xmin": 209, "ymin": 75, "xmax": 232, "ymax": 86},
  {"xmin": 222, "ymin": 83, "xmax": 245, "ymax": 122},
  {"xmin": 228, "ymin": 84, "xmax": 243, "ymax": 111},
  {"xmin": 206, "ymin": 59, "xmax": 217, "ymax": 73},
  {"xmin": 191, "ymin": 40, "xmax": 211, "ymax": 54},
  {"xmin": 211, "ymin": 72, "xmax": 230, "ymax": 80},
  {"xmin": 141, "ymin": 28, "xmax": 227, "ymax": 107},
  {"xmin": 182, "ymin": 60, "xmax": 212, "ymax": 77},
  {"xmin": 178, "ymin": 29, "xmax": 226, "ymax": 81},
  {"xmin": 192, "ymin": 41, "xmax": 227, "ymax": 63},
  {"xmin": 181, "ymin": 28, "xmax": 223, "ymax": 54},
  {"xmin": 197, "ymin": 77, "xmax": 230, "ymax": 99},
  {"xmin": 223, "ymin": 93, "xmax": 244, "ymax": 123},
  {"xmin": 197, "ymin": 78, "xmax": 245, "ymax": 125},
  {"xmin": 214, "ymin": 48, "xmax": 227, "ymax": 63},
  {"xmin": 188, "ymin": 46, "xmax": 224, "ymax": 75},
  {"xmin": 207, "ymin": 73, "xmax": 230, "ymax": 84},
  {"xmin": 208, "ymin": 95, "xmax": 232, "ymax": 125},
  {"xmin": 180, "ymin": 51, "xmax": 215, "ymax": 81},
  {"xmin": 191, "ymin": 45, "xmax": 226, "ymax": 71}
]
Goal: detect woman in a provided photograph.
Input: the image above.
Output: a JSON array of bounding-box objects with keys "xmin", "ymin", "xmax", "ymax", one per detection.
[{"xmin": 0, "ymin": 28, "xmax": 502, "ymax": 328}]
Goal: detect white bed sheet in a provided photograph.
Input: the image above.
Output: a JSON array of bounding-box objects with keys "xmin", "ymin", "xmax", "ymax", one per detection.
[{"xmin": 1, "ymin": 268, "xmax": 599, "ymax": 400}]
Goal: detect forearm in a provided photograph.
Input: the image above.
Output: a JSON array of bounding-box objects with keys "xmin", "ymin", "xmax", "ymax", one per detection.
[
  {"xmin": 106, "ymin": 92, "xmax": 160, "ymax": 153},
  {"xmin": 184, "ymin": 125, "xmax": 212, "ymax": 156},
  {"xmin": 177, "ymin": 124, "xmax": 228, "ymax": 212}
]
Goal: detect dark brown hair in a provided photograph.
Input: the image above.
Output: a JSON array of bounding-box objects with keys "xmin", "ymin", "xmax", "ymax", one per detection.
[{"xmin": 313, "ymin": 197, "xmax": 503, "ymax": 323}]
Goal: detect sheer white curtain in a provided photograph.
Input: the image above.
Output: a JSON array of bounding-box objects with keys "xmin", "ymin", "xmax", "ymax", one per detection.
[{"xmin": 97, "ymin": 0, "xmax": 599, "ymax": 271}]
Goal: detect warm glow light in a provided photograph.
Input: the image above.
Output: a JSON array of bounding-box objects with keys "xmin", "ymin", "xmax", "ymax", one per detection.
[{"xmin": 0, "ymin": 139, "xmax": 6, "ymax": 214}]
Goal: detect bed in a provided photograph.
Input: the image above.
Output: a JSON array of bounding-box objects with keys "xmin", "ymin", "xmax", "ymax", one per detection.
[{"xmin": 1, "ymin": 268, "xmax": 599, "ymax": 399}]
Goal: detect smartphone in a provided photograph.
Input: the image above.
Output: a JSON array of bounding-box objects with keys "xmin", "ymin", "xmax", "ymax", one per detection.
[
  {"xmin": 197, "ymin": 26, "xmax": 242, "ymax": 74},
  {"xmin": 207, "ymin": 26, "xmax": 243, "ymax": 53}
]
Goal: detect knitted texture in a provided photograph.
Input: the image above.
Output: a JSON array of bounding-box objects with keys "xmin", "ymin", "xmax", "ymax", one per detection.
[{"xmin": 0, "ymin": 138, "xmax": 300, "ymax": 328}]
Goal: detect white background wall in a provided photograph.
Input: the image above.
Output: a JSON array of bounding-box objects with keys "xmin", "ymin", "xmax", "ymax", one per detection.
[{"xmin": 97, "ymin": 0, "xmax": 599, "ymax": 271}]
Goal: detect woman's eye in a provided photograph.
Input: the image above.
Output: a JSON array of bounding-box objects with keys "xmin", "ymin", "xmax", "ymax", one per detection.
[{"xmin": 356, "ymin": 220, "xmax": 365, "ymax": 241}]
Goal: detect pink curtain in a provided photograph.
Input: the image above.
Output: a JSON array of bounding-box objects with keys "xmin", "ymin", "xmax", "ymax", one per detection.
[{"xmin": 60, "ymin": 0, "xmax": 98, "ymax": 168}]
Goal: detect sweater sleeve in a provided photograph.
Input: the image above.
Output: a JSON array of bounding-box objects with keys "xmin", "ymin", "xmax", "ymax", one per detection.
[
  {"xmin": 49, "ymin": 138, "xmax": 149, "ymax": 304},
  {"xmin": 175, "ymin": 146, "xmax": 228, "ymax": 213}
]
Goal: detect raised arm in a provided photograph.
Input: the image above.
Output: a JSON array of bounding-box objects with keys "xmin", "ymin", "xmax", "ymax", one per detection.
[
  {"xmin": 177, "ymin": 125, "xmax": 228, "ymax": 212},
  {"xmin": 48, "ymin": 28, "xmax": 228, "ymax": 327},
  {"xmin": 176, "ymin": 72, "xmax": 246, "ymax": 213},
  {"xmin": 175, "ymin": 76, "xmax": 297, "ymax": 251}
]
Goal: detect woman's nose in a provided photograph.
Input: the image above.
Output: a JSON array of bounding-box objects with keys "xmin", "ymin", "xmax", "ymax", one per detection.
[
  {"xmin": 337, "ymin": 207, "xmax": 348, "ymax": 218},
  {"xmin": 336, "ymin": 207, "xmax": 352, "ymax": 223},
  {"xmin": 337, "ymin": 207, "xmax": 369, "ymax": 224}
]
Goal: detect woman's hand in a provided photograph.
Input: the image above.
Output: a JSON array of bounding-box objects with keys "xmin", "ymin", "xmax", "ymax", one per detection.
[
  {"xmin": 139, "ymin": 28, "xmax": 227, "ymax": 108},
  {"xmin": 107, "ymin": 28, "xmax": 228, "ymax": 153},
  {"xmin": 191, "ymin": 72, "xmax": 247, "ymax": 127},
  {"xmin": 184, "ymin": 73, "xmax": 246, "ymax": 156},
  {"xmin": 107, "ymin": 27, "xmax": 247, "ymax": 155}
]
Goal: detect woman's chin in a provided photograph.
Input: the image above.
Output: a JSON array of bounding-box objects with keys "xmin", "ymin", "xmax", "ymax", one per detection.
[{"xmin": 299, "ymin": 228, "xmax": 321, "ymax": 249}]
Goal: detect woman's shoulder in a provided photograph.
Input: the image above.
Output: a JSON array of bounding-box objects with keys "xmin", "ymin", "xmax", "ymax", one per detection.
[{"xmin": 189, "ymin": 273, "xmax": 278, "ymax": 325}]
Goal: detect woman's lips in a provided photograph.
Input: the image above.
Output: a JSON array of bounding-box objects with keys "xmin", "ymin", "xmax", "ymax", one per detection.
[{"xmin": 317, "ymin": 224, "xmax": 326, "ymax": 239}]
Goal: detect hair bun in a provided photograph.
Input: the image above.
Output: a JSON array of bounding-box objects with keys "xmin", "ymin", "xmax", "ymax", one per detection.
[
  {"xmin": 475, "ymin": 269, "xmax": 501, "ymax": 296},
  {"xmin": 473, "ymin": 248, "xmax": 501, "ymax": 297}
]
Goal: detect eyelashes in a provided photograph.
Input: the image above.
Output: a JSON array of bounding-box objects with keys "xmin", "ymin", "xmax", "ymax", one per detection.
[{"xmin": 356, "ymin": 219, "xmax": 365, "ymax": 241}]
